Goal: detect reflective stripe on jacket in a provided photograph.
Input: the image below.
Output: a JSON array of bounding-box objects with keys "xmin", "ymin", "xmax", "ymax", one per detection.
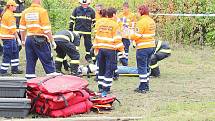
[
  {"xmin": 69, "ymin": 6, "xmax": 95, "ymax": 34},
  {"xmin": 130, "ymin": 15, "xmax": 156, "ymax": 49},
  {"xmin": 19, "ymin": 4, "xmax": 51, "ymax": 39},
  {"xmin": 0, "ymin": 10, "xmax": 16, "ymax": 39},
  {"xmin": 93, "ymin": 18, "xmax": 124, "ymax": 52}
]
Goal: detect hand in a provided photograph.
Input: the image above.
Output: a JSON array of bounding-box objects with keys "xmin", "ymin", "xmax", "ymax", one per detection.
[{"xmin": 51, "ymin": 41, "xmax": 57, "ymax": 49}]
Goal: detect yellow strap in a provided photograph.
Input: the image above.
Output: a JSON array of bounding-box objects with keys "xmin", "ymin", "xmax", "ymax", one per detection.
[
  {"xmin": 155, "ymin": 40, "xmax": 162, "ymax": 53},
  {"xmin": 150, "ymin": 63, "xmax": 159, "ymax": 69},
  {"xmin": 70, "ymin": 60, "xmax": 80, "ymax": 64},
  {"xmin": 55, "ymin": 57, "xmax": 64, "ymax": 62},
  {"xmin": 74, "ymin": 31, "xmax": 91, "ymax": 35},
  {"xmin": 14, "ymin": 13, "xmax": 22, "ymax": 17},
  {"xmin": 53, "ymin": 35, "xmax": 70, "ymax": 42},
  {"xmin": 159, "ymin": 49, "xmax": 171, "ymax": 53}
]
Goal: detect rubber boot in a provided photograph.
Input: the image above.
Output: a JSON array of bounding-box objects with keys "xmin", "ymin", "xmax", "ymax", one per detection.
[
  {"xmin": 55, "ymin": 61, "xmax": 62, "ymax": 73},
  {"xmin": 70, "ymin": 64, "xmax": 81, "ymax": 77}
]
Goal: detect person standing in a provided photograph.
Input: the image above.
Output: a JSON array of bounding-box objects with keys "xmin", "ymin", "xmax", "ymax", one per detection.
[
  {"xmin": 117, "ymin": 2, "xmax": 136, "ymax": 66},
  {"xmin": 0, "ymin": 0, "xmax": 23, "ymax": 76},
  {"xmin": 69, "ymin": 0, "xmax": 95, "ymax": 63},
  {"xmin": 130, "ymin": 5, "xmax": 156, "ymax": 93},
  {"xmin": 93, "ymin": 7, "xmax": 124, "ymax": 97},
  {"xmin": 20, "ymin": 0, "xmax": 56, "ymax": 79}
]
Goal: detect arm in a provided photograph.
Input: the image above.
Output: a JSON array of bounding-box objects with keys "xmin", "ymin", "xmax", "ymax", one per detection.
[{"xmin": 69, "ymin": 8, "xmax": 76, "ymax": 31}]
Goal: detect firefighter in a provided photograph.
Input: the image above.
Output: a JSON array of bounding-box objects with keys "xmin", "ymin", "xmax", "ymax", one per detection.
[
  {"xmin": 117, "ymin": 2, "xmax": 136, "ymax": 66},
  {"xmin": 69, "ymin": 0, "xmax": 95, "ymax": 63},
  {"xmin": 0, "ymin": 0, "xmax": 23, "ymax": 76},
  {"xmin": 93, "ymin": 7, "xmax": 124, "ymax": 97},
  {"xmin": 20, "ymin": 0, "xmax": 57, "ymax": 79},
  {"xmin": 150, "ymin": 40, "xmax": 171, "ymax": 77},
  {"xmin": 0, "ymin": 6, "xmax": 3, "ymax": 56},
  {"xmin": 54, "ymin": 30, "xmax": 81, "ymax": 76},
  {"xmin": 129, "ymin": 5, "xmax": 156, "ymax": 93}
]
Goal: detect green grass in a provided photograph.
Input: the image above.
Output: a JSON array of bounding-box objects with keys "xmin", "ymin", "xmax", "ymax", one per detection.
[{"xmin": 1, "ymin": 43, "xmax": 215, "ymax": 121}]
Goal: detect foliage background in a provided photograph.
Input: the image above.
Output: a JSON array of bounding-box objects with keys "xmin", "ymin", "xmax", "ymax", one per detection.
[{"xmin": 23, "ymin": 0, "xmax": 215, "ymax": 47}]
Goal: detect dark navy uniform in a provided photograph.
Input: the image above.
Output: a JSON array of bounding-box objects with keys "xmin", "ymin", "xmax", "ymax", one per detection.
[
  {"xmin": 150, "ymin": 40, "xmax": 171, "ymax": 77},
  {"xmin": 54, "ymin": 30, "xmax": 80, "ymax": 76},
  {"xmin": 69, "ymin": 5, "xmax": 95, "ymax": 62}
]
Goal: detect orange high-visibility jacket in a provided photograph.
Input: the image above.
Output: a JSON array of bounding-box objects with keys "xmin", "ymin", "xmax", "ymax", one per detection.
[
  {"xmin": 93, "ymin": 18, "xmax": 124, "ymax": 52},
  {"xmin": 95, "ymin": 11, "xmax": 101, "ymax": 21},
  {"xmin": 19, "ymin": 4, "xmax": 51, "ymax": 40},
  {"xmin": 130, "ymin": 15, "xmax": 156, "ymax": 49},
  {"xmin": 0, "ymin": 9, "xmax": 17, "ymax": 39},
  {"xmin": 117, "ymin": 11, "xmax": 136, "ymax": 38}
]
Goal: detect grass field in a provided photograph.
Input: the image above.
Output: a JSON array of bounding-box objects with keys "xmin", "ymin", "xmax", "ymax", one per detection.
[{"xmin": 1, "ymin": 43, "xmax": 215, "ymax": 121}]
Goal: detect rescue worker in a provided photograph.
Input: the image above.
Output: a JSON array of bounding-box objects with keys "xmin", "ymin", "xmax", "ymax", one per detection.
[
  {"xmin": 69, "ymin": 0, "xmax": 95, "ymax": 63},
  {"xmin": 0, "ymin": 0, "xmax": 23, "ymax": 76},
  {"xmin": 20, "ymin": 0, "xmax": 57, "ymax": 79},
  {"xmin": 14, "ymin": 0, "xmax": 25, "ymax": 29},
  {"xmin": 95, "ymin": 3, "xmax": 103, "ymax": 20},
  {"xmin": 150, "ymin": 40, "xmax": 171, "ymax": 77},
  {"xmin": 54, "ymin": 30, "xmax": 81, "ymax": 76},
  {"xmin": 93, "ymin": 7, "xmax": 124, "ymax": 97},
  {"xmin": 0, "ymin": 5, "xmax": 3, "ymax": 56},
  {"xmin": 117, "ymin": 2, "xmax": 136, "ymax": 66},
  {"xmin": 14, "ymin": 0, "xmax": 25, "ymax": 51},
  {"xmin": 129, "ymin": 5, "xmax": 156, "ymax": 93}
]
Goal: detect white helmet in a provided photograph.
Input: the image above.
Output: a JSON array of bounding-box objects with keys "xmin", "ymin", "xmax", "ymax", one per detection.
[{"xmin": 79, "ymin": 0, "xmax": 91, "ymax": 4}]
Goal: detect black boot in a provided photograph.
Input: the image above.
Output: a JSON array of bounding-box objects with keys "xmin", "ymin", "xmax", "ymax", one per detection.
[
  {"xmin": 150, "ymin": 67, "xmax": 160, "ymax": 77},
  {"xmin": 63, "ymin": 60, "xmax": 69, "ymax": 71},
  {"xmin": 85, "ymin": 54, "xmax": 93, "ymax": 63},
  {"xmin": 55, "ymin": 61, "xmax": 63, "ymax": 73},
  {"xmin": 70, "ymin": 64, "xmax": 82, "ymax": 77}
]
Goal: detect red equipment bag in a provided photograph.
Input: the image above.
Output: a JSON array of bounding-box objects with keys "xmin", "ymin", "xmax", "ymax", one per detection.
[
  {"xmin": 27, "ymin": 75, "xmax": 92, "ymax": 117},
  {"xmin": 34, "ymin": 100, "xmax": 93, "ymax": 117},
  {"xmin": 89, "ymin": 93, "xmax": 120, "ymax": 113},
  {"xmin": 27, "ymin": 75, "xmax": 88, "ymax": 94},
  {"xmin": 27, "ymin": 89, "xmax": 90, "ymax": 110}
]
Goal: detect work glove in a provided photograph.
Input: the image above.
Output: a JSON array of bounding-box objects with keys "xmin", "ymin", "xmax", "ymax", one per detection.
[{"xmin": 51, "ymin": 41, "xmax": 57, "ymax": 49}]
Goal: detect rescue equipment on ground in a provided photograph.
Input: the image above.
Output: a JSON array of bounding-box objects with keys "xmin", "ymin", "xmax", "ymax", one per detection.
[{"xmin": 27, "ymin": 75, "xmax": 92, "ymax": 117}]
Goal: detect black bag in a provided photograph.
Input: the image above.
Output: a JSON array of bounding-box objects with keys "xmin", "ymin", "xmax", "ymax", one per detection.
[{"xmin": 33, "ymin": 36, "xmax": 47, "ymax": 47}]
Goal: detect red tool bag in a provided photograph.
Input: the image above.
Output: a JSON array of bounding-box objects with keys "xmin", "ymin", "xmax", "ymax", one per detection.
[
  {"xmin": 89, "ymin": 92, "xmax": 120, "ymax": 113},
  {"xmin": 27, "ymin": 75, "xmax": 92, "ymax": 117}
]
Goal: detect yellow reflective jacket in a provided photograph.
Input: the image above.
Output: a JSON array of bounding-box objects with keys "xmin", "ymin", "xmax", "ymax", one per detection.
[
  {"xmin": 0, "ymin": 9, "xmax": 17, "ymax": 39},
  {"xmin": 130, "ymin": 15, "xmax": 156, "ymax": 49},
  {"xmin": 19, "ymin": 4, "xmax": 51, "ymax": 39},
  {"xmin": 93, "ymin": 18, "xmax": 124, "ymax": 52}
]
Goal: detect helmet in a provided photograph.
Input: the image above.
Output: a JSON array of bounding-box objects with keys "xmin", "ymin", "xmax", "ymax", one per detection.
[
  {"xmin": 79, "ymin": 0, "xmax": 91, "ymax": 4},
  {"xmin": 6, "ymin": 0, "xmax": 18, "ymax": 6}
]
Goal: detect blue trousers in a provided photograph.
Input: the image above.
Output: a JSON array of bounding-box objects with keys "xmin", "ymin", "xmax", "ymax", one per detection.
[
  {"xmin": 97, "ymin": 49, "xmax": 117, "ymax": 92},
  {"xmin": 25, "ymin": 36, "xmax": 56, "ymax": 79},
  {"xmin": 119, "ymin": 38, "xmax": 130, "ymax": 66},
  {"xmin": 0, "ymin": 39, "xmax": 19, "ymax": 74},
  {"xmin": 136, "ymin": 48, "xmax": 154, "ymax": 90}
]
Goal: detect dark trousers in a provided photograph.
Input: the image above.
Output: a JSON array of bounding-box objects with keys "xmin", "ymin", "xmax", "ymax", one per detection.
[
  {"xmin": 25, "ymin": 36, "xmax": 56, "ymax": 79},
  {"xmin": 136, "ymin": 48, "xmax": 154, "ymax": 90},
  {"xmin": 150, "ymin": 52, "xmax": 170, "ymax": 77},
  {"xmin": 0, "ymin": 43, "xmax": 3, "ymax": 56},
  {"xmin": 119, "ymin": 38, "xmax": 130, "ymax": 66},
  {"xmin": 55, "ymin": 40, "xmax": 80, "ymax": 71},
  {"xmin": 97, "ymin": 49, "xmax": 117, "ymax": 92},
  {"xmin": 0, "ymin": 39, "xmax": 19, "ymax": 73},
  {"xmin": 80, "ymin": 34, "xmax": 92, "ymax": 61}
]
